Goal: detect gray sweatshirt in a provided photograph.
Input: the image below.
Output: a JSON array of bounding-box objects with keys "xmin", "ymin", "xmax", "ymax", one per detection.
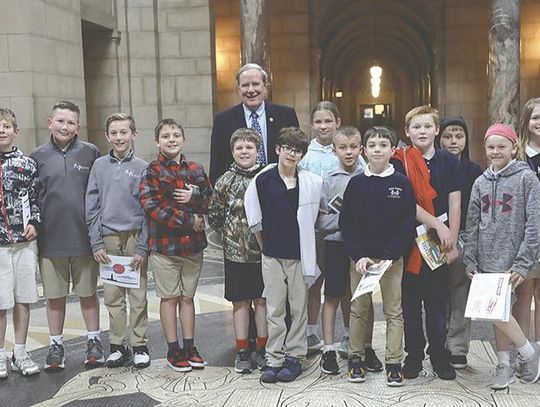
[
  {"xmin": 85, "ymin": 150, "xmax": 149, "ymax": 257},
  {"xmin": 30, "ymin": 136, "xmax": 100, "ymax": 257},
  {"xmin": 317, "ymin": 166, "xmax": 364, "ymax": 241},
  {"xmin": 464, "ymin": 160, "xmax": 540, "ymax": 278}
]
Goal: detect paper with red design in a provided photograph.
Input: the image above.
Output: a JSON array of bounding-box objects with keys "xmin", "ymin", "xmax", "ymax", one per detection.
[{"xmin": 99, "ymin": 255, "xmax": 140, "ymax": 288}]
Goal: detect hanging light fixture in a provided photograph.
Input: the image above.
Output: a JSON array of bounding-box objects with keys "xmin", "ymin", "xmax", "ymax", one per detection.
[{"xmin": 370, "ymin": 62, "xmax": 382, "ymax": 98}]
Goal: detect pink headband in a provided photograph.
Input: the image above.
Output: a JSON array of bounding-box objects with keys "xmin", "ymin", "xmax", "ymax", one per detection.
[{"xmin": 484, "ymin": 123, "xmax": 518, "ymax": 144}]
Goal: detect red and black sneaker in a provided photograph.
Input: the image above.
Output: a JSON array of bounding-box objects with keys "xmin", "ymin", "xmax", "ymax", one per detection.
[
  {"xmin": 187, "ymin": 346, "xmax": 206, "ymax": 369},
  {"xmin": 167, "ymin": 348, "xmax": 192, "ymax": 372}
]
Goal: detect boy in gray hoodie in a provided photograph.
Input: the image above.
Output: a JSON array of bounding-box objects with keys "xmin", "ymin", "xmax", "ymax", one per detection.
[
  {"xmin": 85, "ymin": 113, "xmax": 150, "ymax": 369},
  {"xmin": 464, "ymin": 123, "xmax": 540, "ymax": 389}
]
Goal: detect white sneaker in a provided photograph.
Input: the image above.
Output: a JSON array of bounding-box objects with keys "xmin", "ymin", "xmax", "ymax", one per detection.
[
  {"xmin": 133, "ymin": 350, "xmax": 150, "ymax": 368},
  {"xmin": 11, "ymin": 350, "xmax": 40, "ymax": 376},
  {"xmin": 0, "ymin": 354, "xmax": 8, "ymax": 378}
]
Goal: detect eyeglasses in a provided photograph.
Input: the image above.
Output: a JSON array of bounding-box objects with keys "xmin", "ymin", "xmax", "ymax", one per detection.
[{"xmin": 279, "ymin": 145, "xmax": 303, "ymax": 157}]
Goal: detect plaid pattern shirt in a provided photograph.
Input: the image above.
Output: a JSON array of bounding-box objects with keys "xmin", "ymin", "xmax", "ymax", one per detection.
[{"xmin": 139, "ymin": 153, "xmax": 212, "ymax": 256}]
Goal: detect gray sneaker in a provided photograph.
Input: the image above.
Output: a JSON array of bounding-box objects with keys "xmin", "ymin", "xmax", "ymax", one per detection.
[
  {"xmin": 251, "ymin": 348, "xmax": 266, "ymax": 371},
  {"xmin": 234, "ymin": 349, "xmax": 252, "ymax": 374},
  {"xmin": 306, "ymin": 333, "xmax": 323, "ymax": 353},
  {"xmin": 85, "ymin": 338, "xmax": 105, "ymax": 366},
  {"xmin": 514, "ymin": 354, "xmax": 526, "ymax": 378},
  {"xmin": 11, "ymin": 350, "xmax": 40, "ymax": 376},
  {"xmin": 0, "ymin": 354, "xmax": 7, "ymax": 378},
  {"xmin": 44, "ymin": 341, "xmax": 65, "ymax": 370},
  {"xmin": 337, "ymin": 336, "xmax": 349, "ymax": 358},
  {"xmin": 491, "ymin": 363, "xmax": 515, "ymax": 389},
  {"xmin": 520, "ymin": 342, "xmax": 540, "ymax": 384}
]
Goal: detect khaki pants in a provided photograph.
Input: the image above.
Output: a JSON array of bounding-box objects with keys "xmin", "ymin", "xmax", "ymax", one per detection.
[
  {"xmin": 446, "ymin": 251, "xmax": 471, "ymax": 356},
  {"xmin": 103, "ymin": 231, "xmax": 148, "ymax": 347},
  {"xmin": 349, "ymin": 258, "xmax": 404, "ymax": 364},
  {"xmin": 262, "ymin": 255, "xmax": 308, "ymax": 367}
]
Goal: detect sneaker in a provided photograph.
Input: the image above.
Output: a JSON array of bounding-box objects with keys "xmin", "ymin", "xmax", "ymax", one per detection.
[
  {"xmin": 0, "ymin": 354, "xmax": 7, "ymax": 378},
  {"xmin": 11, "ymin": 350, "xmax": 40, "ymax": 376},
  {"xmin": 251, "ymin": 348, "xmax": 266, "ymax": 371},
  {"xmin": 514, "ymin": 354, "xmax": 526, "ymax": 378},
  {"xmin": 187, "ymin": 346, "xmax": 206, "ymax": 369},
  {"xmin": 520, "ymin": 342, "xmax": 540, "ymax": 384},
  {"xmin": 133, "ymin": 346, "xmax": 150, "ymax": 369},
  {"xmin": 106, "ymin": 344, "xmax": 131, "ymax": 368},
  {"xmin": 365, "ymin": 347, "xmax": 383, "ymax": 372},
  {"xmin": 260, "ymin": 366, "xmax": 281, "ymax": 383},
  {"xmin": 491, "ymin": 363, "xmax": 515, "ymax": 389},
  {"xmin": 167, "ymin": 348, "xmax": 191, "ymax": 372},
  {"xmin": 307, "ymin": 333, "xmax": 323, "ymax": 353},
  {"xmin": 402, "ymin": 357, "xmax": 422, "ymax": 379},
  {"xmin": 277, "ymin": 356, "xmax": 303, "ymax": 382},
  {"xmin": 320, "ymin": 350, "xmax": 340, "ymax": 375},
  {"xmin": 337, "ymin": 336, "xmax": 349, "ymax": 358},
  {"xmin": 347, "ymin": 357, "xmax": 367, "ymax": 383},
  {"xmin": 450, "ymin": 354, "xmax": 468, "ymax": 369},
  {"xmin": 386, "ymin": 363, "xmax": 404, "ymax": 387},
  {"xmin": 235, "ymin": 349, "xmax": 252, "ymax": 374},
  {"xmin": 431, "ymin": 355, "xmax": 456, "ymax": 380},
  {"xmin": 85, "ymin": 338, "xmax": 105, "ymax": 366},
  {"xmin": 44, "ymin": 341, "xmax": 65, "ymax": 370}
]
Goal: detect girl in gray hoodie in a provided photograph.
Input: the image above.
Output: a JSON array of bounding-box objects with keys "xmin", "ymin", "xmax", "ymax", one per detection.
[{"xmin": 464, "ymin": 124, "xmax": 540, "ymax": 389}]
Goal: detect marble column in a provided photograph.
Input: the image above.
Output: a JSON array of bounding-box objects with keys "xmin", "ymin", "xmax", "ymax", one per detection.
[
  {"xmin": 240, "ymin": 0, "xmax": 270, "ymax": 71},
  {"xmin": 488, "ymin": 0, "xmax": 520, "ymax": 127}
]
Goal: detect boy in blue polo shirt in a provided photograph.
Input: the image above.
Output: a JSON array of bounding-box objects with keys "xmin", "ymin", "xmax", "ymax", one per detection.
[{"xmin": 245, "ymin": 127, "xmax": 322, "ymax": 383}]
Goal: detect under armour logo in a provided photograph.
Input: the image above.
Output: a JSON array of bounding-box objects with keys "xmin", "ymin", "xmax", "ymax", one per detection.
[{"xmin": 481, "ymin": 193, "xmax": 513, "ymax": 213}]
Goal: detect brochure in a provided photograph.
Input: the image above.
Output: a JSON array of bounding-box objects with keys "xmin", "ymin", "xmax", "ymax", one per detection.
[
  {"xmin": 415, "ymin": 213, "xmax": 447, "ymax": 271},
  {"xmin": 328, "ymin": 194, "xmax": 343, "ymax": 214},
  {"xmin": 351, "ymin": 260, "xmax": 393, "ymax": 301},
  {"xmin": 464, "ymin": 273, "xmax": 511, "ymax": 322},
  {"xmin": 99, "ymin": 255, "xmax": 140, "ymax": 289}
]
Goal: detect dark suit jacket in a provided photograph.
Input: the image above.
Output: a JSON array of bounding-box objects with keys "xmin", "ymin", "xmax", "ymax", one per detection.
[{"xmin": 209, "ymin": 101, "xmax": 299, "ymax": 183}]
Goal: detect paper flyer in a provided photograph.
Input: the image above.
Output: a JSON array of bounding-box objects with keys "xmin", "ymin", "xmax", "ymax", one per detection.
[
  {"xmin": 415, "ymin": 213, "xmax": 448, "ymax": 271},
  {"xmin": 351, "ymin": 260, "xmax": 393, "ymax": 301},
  {"xmin": 99, "ymin": 255, "xmax": 140, "ymax": 289},
  {"xmin": 328, "ymin": 194, "xmax": 343, "ymax": 214},
  {"xmin": 464, "ymin": 273, "xmax": 511, "ymax": 322}
]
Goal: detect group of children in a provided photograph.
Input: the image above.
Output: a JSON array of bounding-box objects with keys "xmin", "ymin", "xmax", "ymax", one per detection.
[{"xmin": 1, "ymin": 97, "xmax": 540, "ymax": 392}]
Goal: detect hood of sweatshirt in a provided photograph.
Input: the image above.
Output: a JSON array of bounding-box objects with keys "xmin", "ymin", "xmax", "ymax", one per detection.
[
  {"xmin": 438, "ymin": 115, "xmax": 471, "ymax": 160},
  {"xmin": 482, "ymin": 160, "xmax": 530, "ymax": 181}
]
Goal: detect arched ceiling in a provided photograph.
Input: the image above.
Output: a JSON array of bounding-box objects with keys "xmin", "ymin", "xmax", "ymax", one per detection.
[{"xmin": 314, "ymin": 0, "xmax": 444, "ymax": 92}]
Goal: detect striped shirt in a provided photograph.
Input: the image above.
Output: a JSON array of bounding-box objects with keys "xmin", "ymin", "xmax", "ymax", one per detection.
[{"xmin": 139, "ymin": 153, "xmax": 212, "ymax": 256}]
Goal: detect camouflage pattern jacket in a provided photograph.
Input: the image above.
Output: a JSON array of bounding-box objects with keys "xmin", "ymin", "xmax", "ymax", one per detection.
[
  {"xmin": 0, "ymin": 147, "xmax": 40, "ymax": 245},
  {"xmin": 209, "ymin": 163, "xmax": 264, "ymax": 263}
]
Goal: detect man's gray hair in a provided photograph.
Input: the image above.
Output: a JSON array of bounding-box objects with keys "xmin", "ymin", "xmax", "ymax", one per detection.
[{"xmin": 235, "ymin": 63, "xmax": 269, "ymax": 86}]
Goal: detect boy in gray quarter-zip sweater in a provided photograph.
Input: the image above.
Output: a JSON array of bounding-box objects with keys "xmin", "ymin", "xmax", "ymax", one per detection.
[
  {"xmin": 85, "ymin": 113, "xmax": 150, "ymax": 369},
  {"xmin": 30, "ymin": 101, "xmax": 103, "ymax": 371}
]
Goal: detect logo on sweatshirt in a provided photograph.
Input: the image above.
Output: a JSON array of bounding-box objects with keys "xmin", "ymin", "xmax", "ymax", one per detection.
[
  {"xmin": 481, "ymin": 193, "xmax": 513, "ymax": 214},
  {"xmin": 73, "ymin": 163, "xmax": 90, "ymax": 171},
  {"xmin": 124, "ymin": 169, "xmax": 140, "ymax": 178},
  {"xmin": 387, "ymin": 186, "xmax": 402, "ymax": 199}
]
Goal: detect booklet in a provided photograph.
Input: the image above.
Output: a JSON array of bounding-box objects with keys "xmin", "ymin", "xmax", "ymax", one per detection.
[
  {"xmin": 464, "ymin": 273, "xmax": 511, "ymax": 322},
  {"xmin": 415, "ymin": 213, "xmax": 448, "ymax": 271},
  {"xmin": 351, "ymin": 260, "xmax": 393, "ymax": 301},
  {"xmin": 99, "ymin": 255, "xmax": 140, "ymax": 289},
  {"xmin": 328, "ymin": 194, "xmax": 343, "ymax": 214}
]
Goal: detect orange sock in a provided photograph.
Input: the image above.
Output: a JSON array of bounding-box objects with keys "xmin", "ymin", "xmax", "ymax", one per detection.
[
  {"xmin": 236, "ymin": 338, "xmax": 249, "ymax": 351},
  {"xmin": 256, "ymin": 336, "xmax": 268, "ymax": 352}
]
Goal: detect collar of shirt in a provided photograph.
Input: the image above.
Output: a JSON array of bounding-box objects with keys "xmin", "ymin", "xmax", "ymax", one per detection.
[
  {"xmin": 108, "ymin": 148, "xmax": 134, "ymax": 163},
  {"xmin": 364, "ymin": 163, "xmax": 395, "ymax": 177},
  {"xmin": 526, "ymin": 144, "xmax": 540, "ymax": 158},
  {"xmin": 158, "ymin": 152, "xmax": 186, "ymax": 166}
]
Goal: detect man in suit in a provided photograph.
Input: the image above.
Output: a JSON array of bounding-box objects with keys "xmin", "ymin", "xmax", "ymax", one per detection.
[{"xmin": 209, "ymin": 63, "xmax": 299, "ymax": 183}]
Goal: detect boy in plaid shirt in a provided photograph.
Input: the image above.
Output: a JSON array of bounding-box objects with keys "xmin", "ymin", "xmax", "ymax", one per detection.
[{"xmin": 139, "ymin": 118, "xmax": 212, "ymax": 372}]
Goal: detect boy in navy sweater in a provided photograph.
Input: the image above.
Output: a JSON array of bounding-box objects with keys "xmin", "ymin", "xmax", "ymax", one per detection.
[{"xmin": 340, "ymin": 126, "xmax": 416, "ymax": 386}]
